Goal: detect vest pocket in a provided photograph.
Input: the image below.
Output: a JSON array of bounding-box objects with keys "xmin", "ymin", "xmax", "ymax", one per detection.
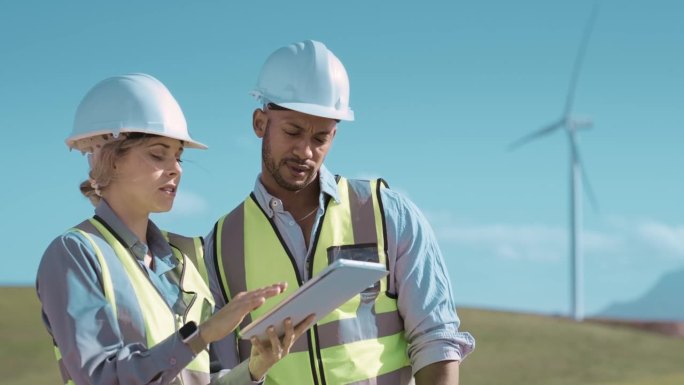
[
  {"xmin": 326, "ymin": 243, "xmax": 379, "ymax": 264},
  {"xmin": 326, "ymin": 243, "xmax": 381, "ymax": 300}
]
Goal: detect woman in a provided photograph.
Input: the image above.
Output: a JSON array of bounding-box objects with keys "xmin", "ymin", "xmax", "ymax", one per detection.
[{"xmin": 36, "ymin": 73, "xmax": 311, "ymax": 385}]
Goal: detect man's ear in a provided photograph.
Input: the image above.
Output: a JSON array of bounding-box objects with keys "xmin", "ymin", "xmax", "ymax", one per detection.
[{"xmin": 253, "ymin": 108, "xmax": 268, "ymax": 138}]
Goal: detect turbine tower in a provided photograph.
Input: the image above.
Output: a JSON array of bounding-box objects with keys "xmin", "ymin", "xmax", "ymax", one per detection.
[{"xmin": 509, "ymin": 6, "xmax": 599, "ymax": 321}]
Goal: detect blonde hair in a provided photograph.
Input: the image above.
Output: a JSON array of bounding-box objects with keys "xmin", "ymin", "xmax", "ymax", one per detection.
[{"xmin": 79, "ymin": 134, "xmax": 152, "ymax": 206}]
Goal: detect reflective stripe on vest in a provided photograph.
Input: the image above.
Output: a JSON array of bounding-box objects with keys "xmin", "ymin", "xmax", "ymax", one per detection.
[
  {"xmin": 53, "ymin": 218, "xmax": 213, "ymax": 385},
  {"xmin": 213, "ymin": 177, "xmax": 411, "ymax": 385},
  {"xmin": 163, "ymin": 231, "xmax": 209, "ymax": 286}
]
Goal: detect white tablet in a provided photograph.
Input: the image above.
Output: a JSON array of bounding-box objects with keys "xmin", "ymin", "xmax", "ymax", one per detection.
[{"xmin": 239, "ymin": 258, "xmax": 388, "ymax": 341}]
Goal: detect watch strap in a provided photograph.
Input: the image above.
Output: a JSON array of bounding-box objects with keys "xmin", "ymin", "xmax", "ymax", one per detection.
[{"xmin": 180, "ymin": 322, "xmax": 207, "ymax": 355}]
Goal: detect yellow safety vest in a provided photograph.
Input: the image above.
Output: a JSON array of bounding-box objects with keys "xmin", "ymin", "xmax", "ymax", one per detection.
[
  {"xmin": 213, "ymin": 177, "xmax": 411, "ymax": 385},
  {"xmin": 53, "ymin": 217, "xmax": 213, "ymax": 385}
]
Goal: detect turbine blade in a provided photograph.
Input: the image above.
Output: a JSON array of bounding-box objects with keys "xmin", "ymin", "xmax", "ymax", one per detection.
[
  {"xmin": 508, "ymin": 120, "xmax": 564, "ymax": 150},
  {"xmin": 564, "ymin": 3, "xmax": 599, "ymax": 117},
  {"xmin": 571, "ymin": 142, "xmax": 600, "ymax": 213}
]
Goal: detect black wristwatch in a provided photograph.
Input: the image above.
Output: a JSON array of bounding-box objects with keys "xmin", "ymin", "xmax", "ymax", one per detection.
[{"xmin": 179, "ymin": 321, "xmax": 207, "ymax": 355}]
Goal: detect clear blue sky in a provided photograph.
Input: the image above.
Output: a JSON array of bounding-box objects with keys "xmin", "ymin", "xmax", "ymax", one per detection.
[{"xmin": 1, "ymin": 0, "xmax": 682, "ymax": 318}]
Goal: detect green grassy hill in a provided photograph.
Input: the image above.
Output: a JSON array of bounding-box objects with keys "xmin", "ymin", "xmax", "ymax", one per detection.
[
  {"xmin": 2, "ymin": 287, "xmax": 683, "ymax": 385},
  {"xmin": 0, "ymin": 287, "xmax": 61, "ymax": 385},
  {"xmin": 459, "ymin": 308, "xmax": 684, "ymax": 385}
]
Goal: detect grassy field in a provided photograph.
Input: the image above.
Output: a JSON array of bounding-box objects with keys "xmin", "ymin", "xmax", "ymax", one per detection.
[
  {"xmin": 0, "ymin": 287, "xmax": 61, "ymax": 385},
  {"xmin": 459, "ymin": 308, "xmax": 684, "ymax": 385},
  {"xmin": 2, "ymin": 287, "xmax": 683, "ymax": 385}
]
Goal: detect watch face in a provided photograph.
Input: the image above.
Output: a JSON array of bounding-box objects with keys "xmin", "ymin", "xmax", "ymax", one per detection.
[{"xmin": 179, "ymin": 321, "xmax": 198, "ymax": 339}]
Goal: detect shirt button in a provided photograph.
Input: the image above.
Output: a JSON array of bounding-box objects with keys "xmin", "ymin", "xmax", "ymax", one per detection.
[
  {"xmin": 169, "ymin": 357, "xmax": 177, "ymax": 366},
  {"xmin": 289, "ymin": 221, "xmax": 295, "ymax": 226},
  {"xmin": 270, "ymin": 199, "xmax": 279, "ymax": 209}
]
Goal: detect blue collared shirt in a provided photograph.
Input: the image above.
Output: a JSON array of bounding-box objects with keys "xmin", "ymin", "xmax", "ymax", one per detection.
[
  {"xmin": 36, "ymin": 200, "xmax": 256, "ymax": 385},
  {"xmin": 205, "ymin": 165, "xmax": 475, "ymax": 376}
]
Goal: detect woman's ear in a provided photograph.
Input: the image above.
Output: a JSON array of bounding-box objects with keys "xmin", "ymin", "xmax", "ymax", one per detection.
[{"xmin": 253, "ymin": 108, "xmax": 268, "ymax": 138}]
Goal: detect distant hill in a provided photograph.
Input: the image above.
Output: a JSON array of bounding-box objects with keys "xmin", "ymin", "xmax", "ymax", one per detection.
[
  {"xmin": 597, "ymin": 266, "xmax": 684, "ymax": 322},
  {"xmin": 3, "ymin": 287, "xmax": 684, "ymax": 385}
]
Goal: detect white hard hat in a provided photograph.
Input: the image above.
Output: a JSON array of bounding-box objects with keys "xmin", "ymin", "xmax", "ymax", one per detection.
[
  {"xmin": 66, "ymin": 73, "xmax": 207, "ymax": 153},
  {"xmin": 250, "ymin": 40, "xmax": 354, "ymax": 121}
]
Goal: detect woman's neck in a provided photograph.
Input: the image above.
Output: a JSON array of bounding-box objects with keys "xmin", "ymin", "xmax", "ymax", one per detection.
[{"xmin": 102, "ymin": 196, "xmax": 149, "ymax": 245}]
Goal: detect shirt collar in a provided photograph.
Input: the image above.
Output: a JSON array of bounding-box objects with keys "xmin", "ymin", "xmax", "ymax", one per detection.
[
  {"xmin": 253, "ymin": 164, "xmax": 340, "ymax": 218},
  {"xmin": 94, "ymin": 199, "xmax": 174, "ymax": 264}
]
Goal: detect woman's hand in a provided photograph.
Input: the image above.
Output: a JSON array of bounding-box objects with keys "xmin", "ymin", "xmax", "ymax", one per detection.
[
  {"xmin": 247, "ymin": 314, "xmax": 316, "ymax": 381},
  {"xmin": 199, "ymin": 283, "xmax": 287, "ymax": 344}
]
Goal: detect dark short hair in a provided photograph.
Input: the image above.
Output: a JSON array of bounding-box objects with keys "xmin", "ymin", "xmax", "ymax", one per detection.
[
  {"xmin": 266, "ymin": 102, "xmax": 289, "ymax": 111},
  {"xmin": 267, "ymin": 103, "xmax": 340, "ymax": 123}
]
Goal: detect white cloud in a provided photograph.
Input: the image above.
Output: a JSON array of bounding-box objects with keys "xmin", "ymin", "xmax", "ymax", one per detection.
[
  {"xmin": 428, "ymin": 212, "xmax": 623, "ymax": 261},
  {"xmin": 636, "ymin": 220, "xmax": 684, "ymax": 256},
  {"xmin": 428, "ymin": 213, "xmax": 684, "ymax": 262},
  {"xmin": 584, "ymin": 231, "xmax": 624, "ymax": 252},
  {"xmin": 435, "ymin": 221, "xmax": 566, "ymax": 260}
]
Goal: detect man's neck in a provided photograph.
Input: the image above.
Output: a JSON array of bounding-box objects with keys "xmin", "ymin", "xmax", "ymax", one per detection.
[{"xmin": 260, "ymin": 175, "xmax": 321, "ymax": 213}]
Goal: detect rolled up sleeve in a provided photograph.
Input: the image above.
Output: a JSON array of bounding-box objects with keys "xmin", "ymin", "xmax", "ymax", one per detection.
[{"xmin": 382, "ymin": 189, "xmax": 475, "ymax": 375}]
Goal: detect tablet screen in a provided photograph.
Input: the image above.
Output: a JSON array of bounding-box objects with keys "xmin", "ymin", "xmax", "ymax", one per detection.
[{"xmin": 239, "ymin": 258, "xmax": 388, "ymax": 341}]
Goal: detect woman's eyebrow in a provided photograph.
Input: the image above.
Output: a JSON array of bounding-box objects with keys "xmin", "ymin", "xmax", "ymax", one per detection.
[{"xmin": 147, "ymin": 142, "xmax": 170, "ymax": 149}]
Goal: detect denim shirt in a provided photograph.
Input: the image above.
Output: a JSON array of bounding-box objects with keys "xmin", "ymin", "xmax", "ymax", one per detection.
[
  {"xmin": 205, "ymin": 165, "xmax": 475, "ymax": 376},
  {"xmin": 36, "ymin": 200, "xmax": 256, "ymax": 385}
]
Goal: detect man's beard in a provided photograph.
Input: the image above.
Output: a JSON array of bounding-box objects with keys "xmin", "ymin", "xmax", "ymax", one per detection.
[{"xmin": 262, "ymin": 129, "xmax": 316, "ymax": 192}]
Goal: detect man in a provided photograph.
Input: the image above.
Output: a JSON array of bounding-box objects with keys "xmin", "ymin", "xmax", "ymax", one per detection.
[{"xmin": 205, "ymin": 40, "xmax": 474, "ymax": 385}]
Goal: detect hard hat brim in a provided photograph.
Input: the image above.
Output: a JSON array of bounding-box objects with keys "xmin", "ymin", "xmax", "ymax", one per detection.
[
  {"xmin": 66, "ymin": 129, "xmax": 208, "ymax": 153},
  {"xmin": 271, "ymin": 101, "xmax": 354, "ymax": 122}
]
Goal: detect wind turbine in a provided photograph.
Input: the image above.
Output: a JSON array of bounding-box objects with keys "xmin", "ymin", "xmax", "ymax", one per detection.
[{"xmin": 509, "ymin": 6, "xmax": 599, "ymax": 322}]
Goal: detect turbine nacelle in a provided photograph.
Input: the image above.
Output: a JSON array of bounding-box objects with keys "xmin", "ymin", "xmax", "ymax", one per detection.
[{"xmin": 566, "ymin": 116, "xmax": 593, "ymax": 130}]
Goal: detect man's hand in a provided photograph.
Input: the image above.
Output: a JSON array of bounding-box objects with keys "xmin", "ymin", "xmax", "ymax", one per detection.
[{"xmin": 248, "ymin": 314, "xmax": 316, "ymax": 380}]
